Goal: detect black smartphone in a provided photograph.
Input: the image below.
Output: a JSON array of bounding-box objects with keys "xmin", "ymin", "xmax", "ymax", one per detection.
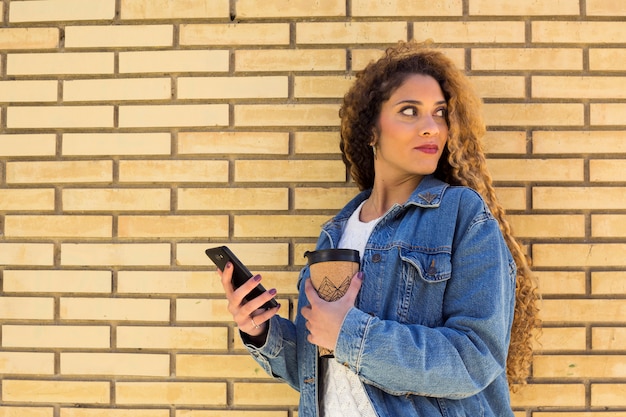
[{"xmin": 205, "ymin": 246, "xmax": 278, "ymax": 310}]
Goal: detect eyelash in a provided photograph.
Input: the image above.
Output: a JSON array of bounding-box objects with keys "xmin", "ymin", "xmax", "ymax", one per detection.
[{"xmin": 399, "ymin": 107, "xmax": 447, "ymax": 117}]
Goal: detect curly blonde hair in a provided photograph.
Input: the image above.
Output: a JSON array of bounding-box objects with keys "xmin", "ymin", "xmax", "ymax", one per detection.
[{"xmin": 339, "ymin": 41, "xmax": 540, "ymax": 387}]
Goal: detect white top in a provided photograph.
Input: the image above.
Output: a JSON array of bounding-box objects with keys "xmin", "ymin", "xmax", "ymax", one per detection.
[{"xmin": 320, "ymin": 200, "xmax": 380, "ymax": 417}]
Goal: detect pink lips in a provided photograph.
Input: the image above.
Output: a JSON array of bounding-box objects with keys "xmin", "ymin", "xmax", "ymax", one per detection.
[{"xmin": 415, "ymin": 144, "xmax": 439, "ymax": 154}]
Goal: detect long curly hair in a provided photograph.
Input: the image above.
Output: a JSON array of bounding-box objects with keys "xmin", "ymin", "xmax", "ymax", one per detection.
[{"xmin": 339, "ymin": 41, "xmax": 540, "ymax": 387}]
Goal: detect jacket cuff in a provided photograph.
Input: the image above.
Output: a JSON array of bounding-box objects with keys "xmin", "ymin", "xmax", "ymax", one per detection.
[
  {"xmin": 334, "ymin": 306, "xmax": 372, "ymax": 372},
  {"xmin": 242, "ymin": 315, "xmax": 284, "ymax": 358}
]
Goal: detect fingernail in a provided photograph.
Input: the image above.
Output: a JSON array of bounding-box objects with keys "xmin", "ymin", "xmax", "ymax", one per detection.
[
  {"xmin": 269, "ymin": 288, "xmax": 277, "ymax": 295},
  {"xmin": 253, "ymin": 274, "xmax": 262, "ymax": 282},
  {"xmin": 225, "ymin": 262, "xmax": 232, "ymax": 269},
  {"xmin": 357, "ymin": 271, "xmax": 364, "ymax": 280}
]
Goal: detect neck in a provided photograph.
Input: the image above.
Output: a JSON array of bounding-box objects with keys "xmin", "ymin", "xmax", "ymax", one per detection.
[{"xmin": 361, "ymin": 175, "xmax": 423, "ymax": 222}]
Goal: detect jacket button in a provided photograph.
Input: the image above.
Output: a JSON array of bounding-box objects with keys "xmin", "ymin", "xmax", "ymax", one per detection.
[{"xmin": 372, "ymin": 254, "xmax": 381, "ymax": 263}]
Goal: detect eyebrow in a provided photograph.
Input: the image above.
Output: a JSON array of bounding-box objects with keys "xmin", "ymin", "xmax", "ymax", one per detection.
[{"xmin": 394, "ymin": 99, "xmax": 447, "ymax": 106}]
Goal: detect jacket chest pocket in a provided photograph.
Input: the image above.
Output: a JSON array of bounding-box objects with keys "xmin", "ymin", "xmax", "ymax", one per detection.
[{"xmin": 398, "ymin": 248, "xmax": 452, "ymax": 326}]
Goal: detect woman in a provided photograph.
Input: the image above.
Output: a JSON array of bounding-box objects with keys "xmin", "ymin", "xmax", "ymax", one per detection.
[{"xmin": 220, "ymin": 41, "xmax": 540, "ymax": 416}]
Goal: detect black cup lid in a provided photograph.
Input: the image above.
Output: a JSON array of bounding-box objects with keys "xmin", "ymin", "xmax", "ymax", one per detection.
[{"xmin": 304, "ymin": 249, "xmax": 360, "ymax": 264}]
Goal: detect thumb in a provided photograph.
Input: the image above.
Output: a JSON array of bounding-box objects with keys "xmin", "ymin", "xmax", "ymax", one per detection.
[{"xmin": 343, "ymin": 271, "xmax": 364, "ymax": 304}]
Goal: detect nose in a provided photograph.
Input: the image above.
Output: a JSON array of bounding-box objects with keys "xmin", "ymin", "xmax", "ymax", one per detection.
[{"xmin": 419, "ymin": 115, "xmax": 440, "ymax": 136}]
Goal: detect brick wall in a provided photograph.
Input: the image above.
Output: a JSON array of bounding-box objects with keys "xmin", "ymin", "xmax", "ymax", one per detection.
[{"xmin": 0, "ymin": 0, "xmax": 625, "ymax": 416}]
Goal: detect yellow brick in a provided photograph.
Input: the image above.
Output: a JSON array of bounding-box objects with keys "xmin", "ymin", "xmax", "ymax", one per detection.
[
  {"xmin": 177, "ymin": 242, "xmax": 290, "ymax": 267},
  {"xmin": 117, "ymin": 271, "xmax": 216, "ymax": 294},
  {"xmin": 294, "ymin": 187, "xmax": 359, "ymax": 210},
  {"xmin": 2, "ymin": 325, "xmax": 109, "ymax": 348},
  {"xmin": 294, "ymin": 132, "xmax": 340, "ymax": 154},
  {"xmin": 297, "ymin": 22, "xmax": 407, "ymax": 45},
  {"xmin": 65, "ymin": 25, "xmax": 172, "ymax": 48},
  {"xmin": 592, "ymin": 384, "xmax": 626, "ymax": 407},
  {"xmin": 294, "ymin": 75, "xmax": 355, "ymax": 98},
  {"xmin": 121, "ymin": 0, "xmax": 228, "ymax": 19},
  {"xmin": 7, "ymin": 106, "xmax": 113, "ymax": 129},
  {"xmin": 592, "ymin": 214, "xmax": 626, "ymax": 237},
  {"xmin": 0, "ymin": 134, "xmax": 56, "ymax": 156},
  {"xmin": 119, "ymin": 160, "xmax": 228, "ymax": 183},
  {"xmin": 533, "ymin": 131, "xmax": 626, "ymax": 154},
  {"xmin": 487, "ymin": 159, "xmax": 583, "ymax": 182},
  {"xmin": 494, "ymin": 187, "xmax": 526, "ymax": 210},
  {"xmin": 0, "ymin": 297, "xmax": 53, "ymax": 320},
  {"xmin": 62, "ymin": 410, "xmax": 169, "ymax": 417},
  {"xmin": 470, "ymin": 76, "xmax": 525, "ymax": 99},
  {"xmin": 5, "ymin": 215, "xmax": 112, "ymax": 238},
  {"xmin": 483, "ymin": 103, "xmax": 584, "ymax": 127},
  {"xmin": 534, "ymin": 244, "xmax": 626, "ymax": 267},
  {"xmin": 236, "ymin": 160, "xmax": 345, "ymax": 182},
  {"xmin": 3, "ymin": 270, "xmax": 111, "ymax": 293},
  {"xmin": 7, "ymin": 52, "xmax": 114, "ymax": 75},
  {"xmin": 353, "ymin": 0, "xmax": 462, "ymax": 16},
  {"xmin": 0, "ymin": 243, "xmax": 53, "ymax": 266},
  {"xmin": 236, "ymin": 49, "xmax": 345, "ymax": 72},
  {"xmin": 534, "ymin": 327, "xmax": 587, "ymax": 351},
  {"xmin": 6, "ymin": 160, "xmax": 112, "ymax": 184},
  {"xmin": 235, "ymin": 215, "xmax": 329, "ymax": 238},
  {"xmin": 533, "ymin": 76, "xmax": 626, "ymax": 99},
  {"xmin": 176, "ymin": 411, "xmax": 286, "ymax": 417},
  {"xmin": 2, "ymin": 380, "xmax": 109, "ymax": 404},
  {"xmin": 590, "ymin": 48, "xmax": 626, "ymax": 71},
  {"xmin": 120, "ymin": 104, "xmax": 228, "ymax": 128},
  {"xmin": 587, "ymin": 0, "xmax": 626, "ymax": 15},
  {"xmin": 60, "ymin": 297, "xmax": 169, "ymax": 321},
  {"xmin": 64, "ymin": 78, "xmax": 170, "ymax": 101},
  {"xmin": 61, "ymin": 353, "xmax": 169, "ymax": 377},
  {"xmin": 0, "ymin": 352, "xmax": 54, "ymax": 375},
  {"xmin": 119, "ymin": 50, "xmax": 229, "ymax": 73},
  {"xmin": 534, "ymin": 355, "xmax": 626, "ymax": 378},
  {"xmin": 533, "ymin": 22, "xmax": 626, "ymax": 43},
  {"xmin": 593, "ymin": 327, "xmax": 626, "ymax": 350},
  {"xmin": 591, "ymin": 103, "xmax": 626, "ymax": 126},
  {"xmin": 509, "ymin": 384, "xmax": 585, "ymax": 407},
  {"xmin": 541, "ymin": 299, "xmax": 626, "ymax": 323},
  {"xmin": 592, "ymin": 271, "xmax": 626, "ymax": 295},
  {"xmin": 508, "ymin": 214, "xmax": 585, "ymax": 238},
  {"xmin": 10, "ymin": 0, "xmax": 114, "ymax": 22},
  {"xmin": 175, "ymin": 298, "xmax": 232, "ymax": 322},
  {"xmin": 0, "ymin": 407, "xmax": 52, "ymax": 417},
  {"xmin": 534, "ymin": 271, "xmax": 586, "ymax": 295},
  {"xmin": 472, "ymin": 48, "xmax": 582, "ymax": 71},
  {"xmin": 0, "ymin": 28, "xmax": 58, "ymax": 50},
  {"xmin": 63, "ymin": 132, "xmax": 170, "ymax": 156},
  {"xmin": 351, "ymin": 47, "xmax": 465, "ymax": 71},
  {"xmin": 180, "ymin": 23, "xmax": 289, "ymax": 45},
  {"xmin": 61, "ymin": 243, "xmax": 171, "ymax": 266},
  {"xmin": 118, "ymin": 215, "xmax": 228, "ymax": 238},
  {"xmin": 177, "ymin": 188, "xmax": 289, "ymax": 211},
  {"xmin": 179, "ymin": 131, "xmax": 289, "ymax": 155},
  {"xmin": 233, "ymin": 383, "xmax": 299, "ymax": 406},
  {"xmin": 176, "ymin": 354, "xmax": 269, "ymax": 378},
  {"xmin": 0, "ymin": 188, "xmax": 55, "ymax": 211},
  {"xmin": 414, "ymin": 21, "xmax": 525, "ymax": 43},
  {"xmin": 178, "ymin": 76, "xmax": 288, "ymax": 99},
  {"xmin": 237, "ymin": 0, "xmax": 344, "ymax": 17},
  {"xmin": 470, "ymin": 0, "xmax": 580, "ymax": 15},
  {"xmin": 63, "ymin": 188, "xmax": 170, "ymax": 211},
  {"xmin": 533, "ymin": 187, "xmax": 626, "ymax": 210},
  {"xmin": 118, "ymin": 327, "xmax": 226, "ymax": 350},
  {"xmin": 0, "ymin": 80, "xmax": 57, "ymax": 102},
  {"xmin": 482, "ymin": 131, "xmax": 527, "ymax": 154},
  {"xmin": 116, "ymin": 382, "xmax": 226, "ymax": 406}
]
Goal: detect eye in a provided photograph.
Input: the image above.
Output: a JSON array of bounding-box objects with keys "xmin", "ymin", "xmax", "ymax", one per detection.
[
  {"xmin": 400, "ymin": 106, "xmax": 417, "ymax": 116},
  {"xmin": 435, "ymin": 107, "xmax": 448, "ymax": 118}
]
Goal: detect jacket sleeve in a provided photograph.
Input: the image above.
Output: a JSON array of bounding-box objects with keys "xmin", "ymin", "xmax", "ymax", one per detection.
[
  {"xmin": 333, "ymin": 203, "xmax": 517, "ymax": 399},
  {"xmin": 242, "ymin": 314, "xmax": 301, "ymax": 392}
]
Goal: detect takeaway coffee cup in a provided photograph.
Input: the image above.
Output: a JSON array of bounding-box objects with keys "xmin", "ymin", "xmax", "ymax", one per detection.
[{"xmin": 304, "ymin": 248, "xmax": 360, "ymax": 357}]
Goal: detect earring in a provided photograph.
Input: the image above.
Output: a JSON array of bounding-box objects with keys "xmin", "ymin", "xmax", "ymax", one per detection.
[{"xmin": 371, "ymin": 144, "xmax": 377, "ymax": 159}]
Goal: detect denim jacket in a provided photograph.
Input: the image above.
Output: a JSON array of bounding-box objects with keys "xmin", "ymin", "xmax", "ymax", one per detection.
[{"xmin": 243, "ymin": 175, "xmax": 517, "ymax": 417}]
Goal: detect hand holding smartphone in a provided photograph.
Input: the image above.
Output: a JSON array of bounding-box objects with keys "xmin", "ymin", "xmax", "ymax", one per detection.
[{"xmin": 205, "ymin": 246, "xmax": 278, "ymax": 310}]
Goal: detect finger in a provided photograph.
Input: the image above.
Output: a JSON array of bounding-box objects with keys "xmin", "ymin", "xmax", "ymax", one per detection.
[
  {"xmin": 219, "ymin": 262, "xmax": 235, "ymax": 297},
  {"xmin": 238, "ymin": 286, "xmax": 278, "ymax": 317},
  {"xmin": 304, "ymin": 278, "xmax": 321, "ymax": 305},
  {"xmin": 342, "ymin": 271, "xmax": 364, "ymax": 304}
]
